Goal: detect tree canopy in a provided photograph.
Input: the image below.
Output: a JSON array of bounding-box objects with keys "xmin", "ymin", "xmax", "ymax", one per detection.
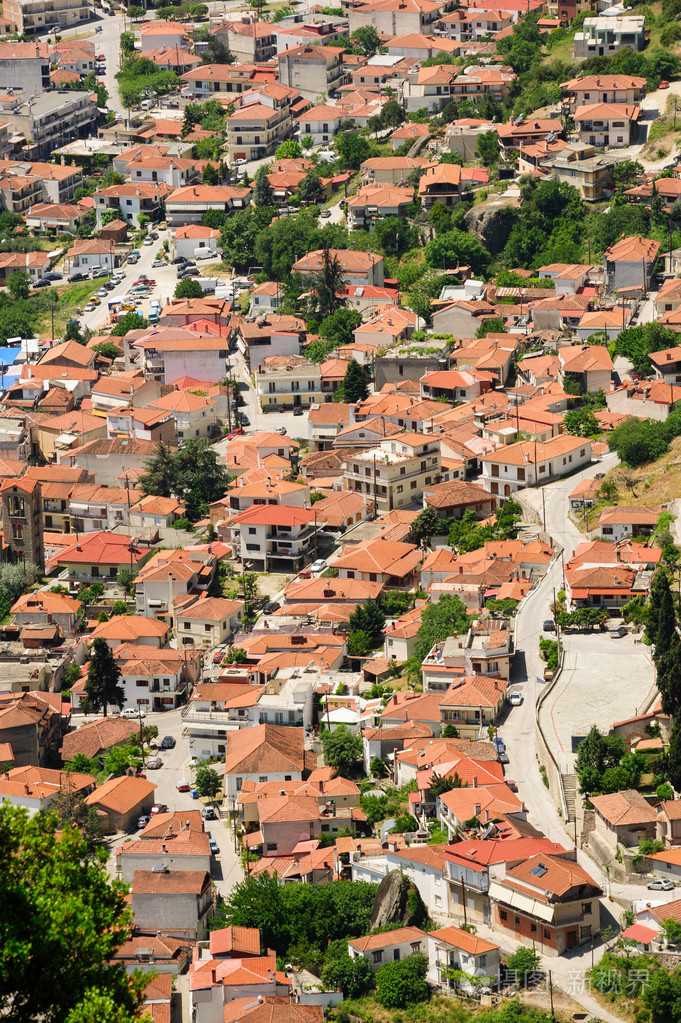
[{"xmin": 138, "ymin": 439, "xmax": 230, "ymax": 520}]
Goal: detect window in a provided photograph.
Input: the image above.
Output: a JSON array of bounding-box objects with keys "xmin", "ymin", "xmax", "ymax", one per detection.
[
  {"xmin": 582, "ymin": 902, "xmax": 591, "ymax": 915},
  {"xmin": 11, "ymin": 524, "xmax": 22, "ymax": 540},
  {"xmin": 236, "ymin": 777, "xmax": 243, "ymax": 789},
  {"xmin": 285, "ymin": 775, "xmax": 292, "ymax": 781},
  {"xmin": 410, "ymin": 481, "xmax": 417, "ymax": 489},
  {"xmin": 246, "ymin": 543, "xmax": 260, "ymax": 551},
  {"xmin": 499, "ymin": 910, "xmax": 508, "ymax": 921},
  {"xmin": 530, "ymin": 923, "xmax": 537, "ymax": 934},
  {"xmin": 372, "ymin": 951, "xmax": 383, "ymax": 963},
  {"xmin": 544, "ymin": 929, "xmax": 550, "ymax": 939},
  {"xmin": 266, "ymin": 843, "xmax": 277, "ymax": 851},
  {"xmin": 248, "ymin": 527, "xmax": 257, "ymax": 535},
  {"xmin": 204, "ymin": 624, "xmax": 211, "ymax": 632}
]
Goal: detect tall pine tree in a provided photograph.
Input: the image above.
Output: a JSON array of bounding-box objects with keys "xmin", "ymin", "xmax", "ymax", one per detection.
[
  {"xmin": 253, "ymin": 165, "xmax": 274, "ymax": 207},
  {"xmin": 648, "ymin": 570, "xmax": 676, "ymax": 656},
  {"xmin": 667, "ymin": 715, "xmax": 681, "ymax": 792},
  {"xmin": 342, "ymin": 359, "xmax": 369, "ymax": 403},
  {"xmin": 85, "ymin": 638, "xmax": 125, "ymax": 717}
]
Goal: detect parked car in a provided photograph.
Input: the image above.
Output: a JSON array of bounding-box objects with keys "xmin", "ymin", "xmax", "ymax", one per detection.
[
  {"xmin": 146, "ymin": 756, "xmax": 162, "ymax": 769},
  {"xmin": 120, "ymin": 707, "xmax": 145, "ymax": 719},
  {"xmin": 263, "ymin": 601, "xmax": 281, "ymax": 614},
  {"xmin": 137, "ymin": 815, "xmax": 151, "ymax": 829},
  {"xmin": 509, "ymin": 691, "xmax": 522, "ymax": 706},
  {"xmin": 33, "ymin": 279, "xmax": 51, "ymax": 289},
  {"xmin": 176, "ymin": 778, "xmax": 190, "ymax": 792},
  {"xmin": 498, "ymin": 751, "xmax": 509, "ymax": 764},
  {"xmin": 505, "ymin": 779, "xmax": 518, "ymax": 792},
  {"xmin": 171, "ymin": 256, "xmax": 185, "ymax": 264},
  {"xmin": 213, "ymin": 650, "xmax": 224, "ymax": 664},
  {"xmin": 44, "ymin": 271, "xmax": 63, "ymax": 281},
  {"xmin": 542, "ymin": 620, "xmax": 556, "ymax": 632},
  {"xmin": 201, "ymin": 806, "xmax": 217, "ymax": 821},
  {"xmin": 276, "ymin": 426, "xmax": 287, "ymax": 435},
  {"xmin": 240, "ymin": 414, "xmax": 250, "ymax": 427},
  {"xmin": 152, "ymin": 259, "xmax": 165, "ymax": 268},
  {"xmin": 143, "ymin": 236, "xmax": 154, "ymax": 245},
  {"xmin": 320, "ymin": 209, "xmax": 331, "ymax": 218},
  {"xmin": 648, "ymin": 878, "xmax": 675, "ymax": 890},
  {"xmin": 610, "ymin": 626, "xmax": 627, "ymax": 639},
  {"xmin": 293, "ymin": 406, "xmax": 304, "ymax": 416},
  {"xmin": 660, "ymin": 80, "xmax": 670, "ymax": 88},
  {"xmin": 234, "ymin": 157, "xmax": 247, "ymax": 165},
  {"xmin": 209, "ymin": 838, "xmax": 219, "ymax": 855},
  {"xmin": 309, "ymin": 559, "xmax": 326, "ymax": 574},
  {"xmin": 226, "ymin": 427, "xmax": 245, "ymax": 440},
  {"xmin": 96, "ymin": 288, "xmax": 108, "ymax": 298},
  {"xmin": 160, "ymin": 736, "xmax": 175, "ymax": 749},
  {"xmin": 150, "ymin": 804, "xmax": 167, "ymax": 817},
  {"xmin": 84, "ymin": 302, "xmax": 95, "ymax": 312},
  {"xmin": 92, "ymin": 268, "xmax": 110, "ymax": 278},
  {"xmin": 68, "ymin": 271, "xmax": 88, "ymax": 282}
]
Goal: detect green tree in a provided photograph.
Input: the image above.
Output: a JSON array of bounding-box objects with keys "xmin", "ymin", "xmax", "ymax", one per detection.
[
  {"xmin": 202, "ymin": 162, "xmax": 219, "ymax": 186},
  {"xmin": 350, "ymin": 25, "xmax": 381, "ymax": 55},
  {"xmin": 85, "ymin": 638, "xmax": 125, "ymax": 717},
  {"xmin": 476, "ymin": 316, "xmax": 505, "ymax": 338},
  {"xmin": 335, "ymin": 131, "xmax": 371, "ymax": 170},
  {"xmin": 608, "ymin": 417, "xmax": 670, "ymax": 467},
  {"xmin": 425, "ymin": 230, "xmax": 491, "ymax": 278},
  {"xmin": 298, "ymin": 167, "xmax": 324, "ymax": 205},
  {"xmin": 442, "ymin": 723, "xmax": 459, "ymax": 738},
  {"xmin": 174, "ymin": 278, "xmax": 204, "ymax": 299},
  {"xmin": 195, "ymin": 766, "xmax": 221, "ymax": 800},
  {"xmin": 656, "ymin": 633, "xmax": 681, "ymax": 715},
  {"xmin": 370, "ymin": 756, "xmax": 389, "ymax": 778},
  {"xmin": 0, "ymin": 807, "xmax": 144, "ymax": 1022},
  {"xmin": 667, "ymin": 716, "xmax": 681, "ymax": 792},
  {"xmin": 476, "ymin": 129, "xmax": 500, "ymax": 167},
  {"xmin": 347, "ymin": 629, "xmax": 372, "ymax": 657},
  {"xmin": 321, "ymin": 940, "xmax": 373, "ymax": 998},
  {"xmin": 429, "ymin": 771, "xmax": 462, "ymax": 797},
  {"xmin": 275, "ymin": 139, "xmax": 302, "ymax": 160},
  {"xmin": 51, "ymin": 787, "xmax": 102, "ymax": 850},
  {"xmin": 348, "ymin": 599, "xmax": 386, "ymax": 645},
  {"xmin": 613, "ymin": 159, "xmax": 644, "ymax": 190},
  {"xmin": 575, "ymin": 724, "xmax": 627, "ymax": 795},
  {"xmin": 506, "ymin": 946, "xmax": 542, "ymax": 984},
  {"xmin": 341, "ymin": 359, "xmax": 369, "ymax": 403},
  {"xmin": 92, "ymin": 342, "xmax": 122, "ymax": 360},
  {"xmin": 306, "ymin": 247, "xmax": 347, "ymax": 321},
  {"xmin": 318, "ymin": 307, "xmax": 362, "ymax": 350},
  {"xmin": 253, "ymin": 165, "xmax": 275, "ymax": 207},
  {"xmin": 409, "ymin": 506, "xmax": 440, "ymax": 546},
  {"xmin": 322, "ymin": 724, "xmax": 363, "ymax": 773},
  {"xmin": 103, "ymin": 740, "xmax": 142, "ymax": 778},
  {"xmin": 648, "ymin": 570, "xmax": 676, "ymax": 656},
  {"xmin": 7, "ymin": 269, "xmax": 30, "ymax": 300},
  {"xmin": 564, "ymin": 407, "xmax": 600, "ymax": 437},
  {"xmin": 642, "ymin": 960, "xmax": 681, "ymax": 1022},
  {"xmin": 373, "ymin": 216, "xmax": 419, "ymax": 257},
  {"xmin": 375, "ymin": 953, "xmax": 429, "ymax": 1008},
  {"xmin": 392, "ymin": 813, "xmax": 419, "ymax": 833},
  {"xmin": 138, "ymin": 439, "xmax": 230, "ymax": 520},
  {"xmin": 413, "ymin": 594, "xmax": 470, "ymax": 667},
  {"xmin": 111, "ymin": 311, "xmax": 148, "ymax": 337},
  {"xmin": 380, "ymin": 98, "xmax": 404, "ymax": 128}
]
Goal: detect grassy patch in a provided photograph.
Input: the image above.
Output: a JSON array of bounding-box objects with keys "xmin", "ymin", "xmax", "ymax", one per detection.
[{"xmin": 35, "ymin": 279, "xmax": 104, "ymax": 336}]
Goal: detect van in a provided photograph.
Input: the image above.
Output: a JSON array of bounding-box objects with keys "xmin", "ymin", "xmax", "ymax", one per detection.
[
  {"xmin": 215, "ymin": 285, "xmax": 234, "ymax": 300},
  {"xmin": 140, "ymin": 99, "xmax": 154, "ymax": 111}
]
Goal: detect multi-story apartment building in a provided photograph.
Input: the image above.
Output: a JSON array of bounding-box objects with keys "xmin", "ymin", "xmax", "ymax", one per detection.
[
  {"xmin": 347, "ymin": 184, "xmax": 413, "ymax": 231},
  {"xmin": 3, "ymin": 0, "xmax": 89, "ymax": 35},
  {"xmin": 277, "ymin": 44, "xmax": 345, "ymax": 102},
  {"xmin": 348, "ymin": 0, "xmax": 453, "ymax": 37},
  {"xmin": 212, "ymin": 19, "xmax": 277, "ymax": 63},
  {"xmin": 480, "ymin": 436, "xmax": 592, "ymax": 498},
  {"xmin": 343, "ymin": 434, "xmax": 442, "ymax": 515},
  {"xmin": 179, "ymin": 62, "xmax": 274, "ymax": 99},
  {"xmin": 3, "ymin": 91, "xmax": 97, "ymax": 161},
  {"xmin": 232, "ymin": 504, "xmax": 316, "ymax": 572},
  {"xmin": 574, "ymin": 102, "xmax": 639, "ymax": 147},
  {"xmin": 561, "ymin": 73, "xmax": 646, "ymax": 111},
  {"xmin": 0, "ymin": 476, "xmax": 43, "ymax": 570},
  {"xmin": 255, "ymin": 354, "xmax": 323, "ymax": 411},
  {"xmin": 226, "ymin": 83, "xmax": 297, "ymax": 162},
  {"xmin": 164, "ymin": 184, "xmax": 251, "ymax": 226},
  {"xmin": 520, "ymin": 141, "xmax": 616, "ymax": 201},
  {"xmin": 93, "ymin": 182, "xmax": 171, "ymax": 229}
]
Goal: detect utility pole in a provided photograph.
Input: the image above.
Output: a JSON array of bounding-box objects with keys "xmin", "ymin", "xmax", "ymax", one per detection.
[
  {"xmin": 549, "ymin": 970, "xmax": 555, "ymax": 1022},
  {"xmin": 541, "ymin": 485, "xmax": 546, "ymax": 532}
]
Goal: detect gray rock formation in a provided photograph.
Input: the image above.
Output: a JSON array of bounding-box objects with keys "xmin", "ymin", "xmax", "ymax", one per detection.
[
  {"xmin": 463, "ymin": 197, "xmax": 519, "ymax": 256},
  {"xmin": 369, "ymin": 869, "xmax": 427, "ymax": 931}
]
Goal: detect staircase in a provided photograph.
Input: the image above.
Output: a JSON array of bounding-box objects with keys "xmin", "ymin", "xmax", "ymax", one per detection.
[{"xmin": 562, "ymin": 773, "xmax": 578, "ymax": 824}]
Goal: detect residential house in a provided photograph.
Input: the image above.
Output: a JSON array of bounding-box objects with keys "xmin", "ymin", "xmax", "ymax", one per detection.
[
  {"xmin": 69, "ymin": 238, "xmax": 116, "ymax": 272},
  {"xmin": 164, "ymin": 185, "xmax": 251, "ymax": 226},
  {"xmin": 295, "ymin": 104, "xmax": 345, "ymax": 146},
  {"xmin": 232, "ymin": 504, "xmax": 316, "ymax": 573},
  {"xmin": 130, "ymin": 494, "xmax": 187, "ymax": 530},
  {"xmin": 0, "ymin": 766, "xmax": 95, "ymax": 815},
  {"xmin": 599, "ymin": 504, "xmax": 661, "ymax": 541},
  {"xmin": 212, "ymin": 20, "xmax": 277, "ymax": 63},
  {"xmin": 223, "ymin": 723, "xmax": 307, "ymax": 804},
  {"xmin": 480, "ymin": 436, "xmax": 591, "ymax": 497},
  {"xmin": 174, "ymin": 224, "xmax": 221, "ymax": 261},
  {"xmin": 347, "ymin": 185, "xmax": 414, "ymax": 231},
  {"xmin": 589, "ymin": 788, "xmax": 658, "ymax": 857},
  {"xmin": 333, "ymin": 537, "xmax": 423, "ymax": 588},
  {"xmin": 255, "ymin": 355, "xmax": 323, "ymax": 411},
  {"xmin": 182, "ymin": 681, "xmax": 263, "ymax": 760},
  {"xmin": 173, "ymin": 594, "xmax": 245, "ymax": 650},
  {"xmin": 226, "ymin": 83, "xmax": 296, "ymax": 162},
  {"xmin": 114, "ymin": 651, "xmax": 187, "ymax": 713},
  {"xmin": 278, "ymin": 44, "xmax": 345, "ymax": 102},
  {"xmin": 427, "ymin": 927, "xmax": 500, "ymax": 990},
  {"xmin": 116, "ymin": 825, "xmax": 212, "ymax": 882},
  {"xmin": 489, "ymin": 853, "xmax": 602, "ymax": 955},
  {"xmin": 87, "ymin": 616, "xmax": 170, "ymax": 651},
  {"xmin": 558, "ymin": 343, "xmax": 613, "ymax": 393},
  {"xmin": 86, "ymin": 775, "xmax": 157, "ymax": 834},
  {"xmin": 604, "ymin": 235, "xmax": 660, "ymax": 292},
  {"xmin": 134, "ymin": 548, "xmax": 217, "ymax": 619},
  {"xmin": 60, "ymin": 716, "xmax": 139, "ymax": 763},
  {"xmin": 573, "ymin": 102, "xmax": 639, "ymax": 147},
  {"xmin": 292, "ymin": 249, "xmax": 384, "ymax": 287},
  {"xmin": 131, "ymin": 869, "xmax": 213, "ymax": 940},
  {"xmin": 342, "ymin": 433, "xmax": 441, "ymax": 516},
  {"xmin": 348, "ymin": 927, "xmax": 428, "ymax": 970},
  {"xmin": 148, "ymin": 389, "xmax": 220, "ymax": 442},
  {"xmin": 561, "ymin": 74, "xmax": 647, "ymax": 111},
  {"xmin": 423, "ymin": 479, "xmax": 496, "ymax": 519},
  {"xmin": 11, "ymin": 590, "xmax": 81, "ymax": 636},
  {"xmin": 93, "ymin": 182, "xmax": 170, "ymax": 229},
  {"xmin": 49, "ymin": 531, "xmax": 150, "ymax": 583},
  {"xmin": 651, "ymin": 345, "xmax": 681, "ymax": 384},
  {"xmin": 139, "ymin": 20, "xmax": 190, "ymax": 52}
]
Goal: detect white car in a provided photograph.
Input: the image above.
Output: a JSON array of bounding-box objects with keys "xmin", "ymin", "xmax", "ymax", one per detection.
[
  {"xmin": 84, "ymin": 302, "xmax": 95, "ymax": 312},
  {"xmin": 309, "ymin": 559, "xmax": 326, "ymax": 574},
  {"xmin": 143, "ymin": 237, "xmax": 154, "ymax": 246},
  {"xmin": 648, "ymin": 878, "xmax": 675, "ymax": 891},
  {"xmin": 234, "ymin": 157, "xmax": 247, "ymax": 166},
  {"xmin": 120, "ymin": 707, "xmax": 146, "ymax": 719},
  {"xmin": 151, "ymin": 259, "xmax": 165, "ymax": 268},
  {"xmin": 509, "ymin": 692, "xmax": 522, "ymax": 706}
]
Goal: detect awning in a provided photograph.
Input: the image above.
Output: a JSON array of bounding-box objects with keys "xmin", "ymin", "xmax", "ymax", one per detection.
[{"xmin": 488, "ymin": 881, "xmax": 555, "ymax": 923}]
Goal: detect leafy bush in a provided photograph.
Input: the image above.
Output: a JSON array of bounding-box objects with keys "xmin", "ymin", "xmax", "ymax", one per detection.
[{"xmin": 375, "ymin": 953, "xmax": 429, "ymax": 1008}]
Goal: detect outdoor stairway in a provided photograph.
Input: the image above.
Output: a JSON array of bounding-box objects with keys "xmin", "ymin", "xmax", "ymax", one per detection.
[{"xmin": 562, "ymin": 773, "xmax": 578, "ymax": 823}]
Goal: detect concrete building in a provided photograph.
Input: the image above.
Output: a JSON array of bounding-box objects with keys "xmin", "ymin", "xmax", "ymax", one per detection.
[
  {"xmin": 480, "ymin": 436, "xmax": 592, "ymax": 498},
  {"xmin": 2, "ymin": 90, "xmax": 97, "ymax": 161},
  {"xmin": 213, "ymin": 19, "xmax": 276, "ymax": 63},
  {"xmin": 0, "ymin": 477, "xmax": 43, "ymax": 570},
  {"xmin": 232, "ymin": 504, "xmax": 316, "ymax": 573},
  {"xmin": 574, "ymin": 15, "xmax": 646, "ymax": 58},
  {"xmin": 255, "ymin": 354, "xmax": 323, "ymax": 411},
  {"xmin": 131, "ymin": 869, "xmax": 213, "ymax": 941},
  {"xmin": 573, "ymin": 102, "xmax": 639, "ymax": 147},
  {"xmin": 604, "ymin": 235, "xmax": 660, "ymax": 292},
  {"xmin": 226, "ymin": 84, "xmax": 296, "ymax": 162},
  {"xmin": 278, "ymin": 44, "xmax": 345, "ymax": 102},
  {"xmin": 343, "ymin": 434, "xmax": 441, "ymax": 516},
  {"xmin": 0, "ymin": 41, "xmax": 49, "ymax": 94},
  {"xmin": 348, "ymin": 927, "xmax": 428, "ymax": 970},
  {"xmin": 3, "ymin": 0, "xmax": 89, "ymax": 35}
]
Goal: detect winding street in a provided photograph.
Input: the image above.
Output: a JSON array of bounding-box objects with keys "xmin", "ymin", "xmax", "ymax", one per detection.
[{"xmin": 487, "ymin": 453, "xmax": 666, "ymax": 1022}]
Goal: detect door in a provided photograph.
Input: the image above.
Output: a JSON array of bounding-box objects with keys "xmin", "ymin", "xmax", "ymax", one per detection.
[{"xmin": 566, "ymin": 930, "xmax": 578, "ymax": 949}]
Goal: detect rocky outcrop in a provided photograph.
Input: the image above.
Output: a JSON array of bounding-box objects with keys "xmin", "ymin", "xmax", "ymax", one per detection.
[
  {"xmin": 463, "ymin": 197, "xmax": 519, "ymax": 256},
  {"xmin": 369, "ymin": 869, "xmax": 428, "ymax": 930}
]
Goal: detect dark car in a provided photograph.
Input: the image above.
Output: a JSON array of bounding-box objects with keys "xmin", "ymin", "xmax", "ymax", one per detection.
[
  {"xmin": 171, "ymin": 256, "xmax": 185, "ymax": 264},
  {"xmin": 240, "ymin": 414, "xmax": 250, "ymax": 427},
  {"xmin": 293, "ymin": 406, "xmax": 304, "ymax": 416},
  {"xmin": 44, "ymin": 271, "xmax": 63, "ymax": 281},
  {"xmin": 542, "ymin": 619, "xmax": 556, "ymax": 632},
  {"xmin": 33, "ymin": 279, "xmax": 51, "ymax": 288},
  {"xmin": 160, "ymin": 736, "xmax": 176, "ymax": 749},
  {"xmin": 263, "ymin": 601, "xmax": 281, "ymax": 614},
  {"xmin": 68, "ymin": 271, "xmax": 88, "ymax": 282}
]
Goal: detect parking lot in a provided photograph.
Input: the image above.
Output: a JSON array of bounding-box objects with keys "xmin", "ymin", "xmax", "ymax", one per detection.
[{"xmin": 539, "ymin": 629, "xmax": 657, "ymax": 772}]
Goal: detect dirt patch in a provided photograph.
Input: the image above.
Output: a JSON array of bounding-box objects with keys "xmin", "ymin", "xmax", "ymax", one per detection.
[
  {"xmin": 596, "ymin": 436, "xmax": 681, "ymax": 510},
  {"xmin": 256, "ymin": 573, "xmax": 293, "ymax": 599}
]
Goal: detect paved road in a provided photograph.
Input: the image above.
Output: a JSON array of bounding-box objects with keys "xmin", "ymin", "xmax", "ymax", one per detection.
[{"xmin": 83, "ymin": 705, "xmax": 244, "ymax": 898}]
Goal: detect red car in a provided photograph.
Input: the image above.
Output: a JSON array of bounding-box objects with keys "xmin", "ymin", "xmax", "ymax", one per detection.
[
  {"xmin": 660, "ymin": 80, "xmax": 670, "ymax": 89},
  {"xmin": 135, "ymin": 277, "xmax": 155, "ymax": 286},
  {"xmin": 176, "ymin": 779, "xmax": 190, "ymax": 792},
  {"xmin": 227, "ymin": 427, "xmax": 245, "ymax": 440},
  {"xmin": 213, "ymin": 650, "xmax": 224, "ymax": 664},
  {"xmin": 150, "ymin": 803, "xmax": 168, "ymax": 815}
]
